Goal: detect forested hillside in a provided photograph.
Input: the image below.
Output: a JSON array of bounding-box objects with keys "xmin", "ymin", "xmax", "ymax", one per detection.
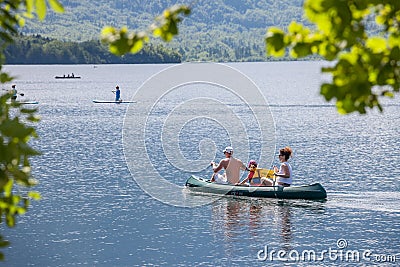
[
  {"xmin": 5, "ymin": 35, "xmax": 181, "ymax": 64},
  {"xmin": 19, "ymin": 0, "xmax": 308, "ymax": 62}
]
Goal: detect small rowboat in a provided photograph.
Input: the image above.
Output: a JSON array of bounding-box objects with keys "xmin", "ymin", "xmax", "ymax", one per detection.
[
  {"xmin": 55, "ymin": 76, "xmax": 81, "ymax": 79},
  {"xmin": 92, "ymin": 100, "xmax": 136, "ymax": 104},
  {"xmin": 185, "ymin": 175, "xmax": 327, "ymax": 200}
]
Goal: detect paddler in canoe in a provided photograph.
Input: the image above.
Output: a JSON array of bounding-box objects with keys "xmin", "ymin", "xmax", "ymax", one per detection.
[
  {"xmin": 210, "ymin": 146, "xmax": 248, "ymax": 184},
  {"xmin": 260, "ymin": 146, "xmax": 293, "ymax": 187}
]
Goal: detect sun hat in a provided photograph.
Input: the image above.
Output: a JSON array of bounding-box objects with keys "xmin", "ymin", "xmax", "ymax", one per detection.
[
  {"xmin": 223, "ymin": 146, "xmax": 233, "ymax": 154},
  {"xmin": 248, "ymin": 160, "xmax": 257, "ymax": 168}
]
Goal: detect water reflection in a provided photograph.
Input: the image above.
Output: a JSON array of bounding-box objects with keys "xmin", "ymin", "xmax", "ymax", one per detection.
[
  {"xmin": 210, "ymin": 197, "xmax": 326, "ymax": 259},
  {"xmin": 276, "ymin": 201, "xmax": 293, "ymax": 251},
  {"xmin": 248, "ymin": 203, "xmax": 262, "ymax": 235}
]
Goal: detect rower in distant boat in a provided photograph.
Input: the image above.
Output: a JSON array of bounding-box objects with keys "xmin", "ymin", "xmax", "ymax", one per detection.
[{"xmin": 54, "ymin": 73, "xmax": 81, "ymax": 79}]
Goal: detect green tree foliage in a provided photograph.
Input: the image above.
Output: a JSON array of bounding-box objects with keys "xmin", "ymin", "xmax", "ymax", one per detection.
[
  {"xmin": 0, "ymin": 0, "xmax": 63, "ymax": 260},
  {"xmin": 100, "ymin": 4, "xmax": 191, "ymax": 56},
  {"xmin": 0, "ymin": 93, "xmax": 41, "ymax": 259},
  {"xmin": 5, "ymin": 34, "xmax": 182, "ymax": 64},
  {"xmin": 266, "ymin": 0, "xmax": 400, "ymax": 114}
]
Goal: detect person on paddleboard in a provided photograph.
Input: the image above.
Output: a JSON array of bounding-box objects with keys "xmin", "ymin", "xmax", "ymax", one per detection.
[
  {"xmin": 113, "ymin": 85, "xmax": 121, "ymax": 102},
  {"xmin": 210, "ymin": 146, "xmax": 248, "ymax": 184},
  {"xmin": 10, "ymin": 84, "xmax": 18, "ymax": 102},
  {"xmin": 261, "ymin": 146, "xmax": 293, "ymax": 187}
]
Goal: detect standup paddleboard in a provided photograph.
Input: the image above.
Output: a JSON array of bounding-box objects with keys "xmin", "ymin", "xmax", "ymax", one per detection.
[
  {"xmin": 20, "ymin": 101, "xmax": 39, "ymax": 105},
  {"xmin": 92, "ymin": 100, "xmax": 136, "ymax": 104},
  {"xmin": 7, "ymin": 101, "xmax": 39, "ymax": 105}
]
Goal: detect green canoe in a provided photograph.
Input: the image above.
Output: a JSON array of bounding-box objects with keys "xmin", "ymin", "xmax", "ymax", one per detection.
[{"xmin": 185, "ymin": 175, "xmax": 327, "ymax": 200}]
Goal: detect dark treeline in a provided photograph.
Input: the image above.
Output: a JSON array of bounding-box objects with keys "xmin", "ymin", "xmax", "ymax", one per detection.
[{"xmin": 4, "ymin": 34, "xmax": 182, "ymax": 64}]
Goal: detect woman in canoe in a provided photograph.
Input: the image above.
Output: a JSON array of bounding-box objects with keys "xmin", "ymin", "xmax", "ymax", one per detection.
[{"xmin": 261, "ymin": 146, "xmax": 293, "ymax": 187}]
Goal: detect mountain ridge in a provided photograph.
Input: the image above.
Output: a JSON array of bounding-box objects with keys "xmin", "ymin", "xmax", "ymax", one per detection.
[{"xmin": 20, "ymin": 0, "xmax": 307, "ymax": 61}]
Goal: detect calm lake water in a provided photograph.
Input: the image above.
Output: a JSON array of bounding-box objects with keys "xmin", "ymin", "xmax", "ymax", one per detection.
[{"xmin": 2, "ymin": 62, "xmax": 399, "ymax": 266}]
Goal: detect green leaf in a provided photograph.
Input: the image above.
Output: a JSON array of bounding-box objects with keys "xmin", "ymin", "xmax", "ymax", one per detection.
[
  {"xmin": 292, "ymin": 43, "xmax": 312, "ymax": 58},
  {"xmin": 48, "ymin": 0, "xmax": 64, "ymax": 13},
  {"xmin": 390, "ymin": 46, "xmax": 400, "ymax": 61},
  {"xmin": 0, "ymin": 73, "xmax": 13, "ymax": 83},
  {"xmin": 20, "ymin": 108, "xmax": 38, "ymax": 114},
  {"xmin": 6, "ymin": 213, "xmax": 15, "ymax": 227},
  {"xmin": 320, "ymin": 83, "xmax": 336, "ymax": 101},
  {"xmin": 366, "ymin": 37, "xmax": 387, "ymax": 53},
  {"xmin": 288, "ymin": 22, "xmax": 301, "ymax": 33},
  {"xmin": 266, "ymin": 28, "xmax": 285, "ymax": 57},
  {"xmin": 151, "ymin": 5, "xmax": 191, "ymax": 42},
  {"xmin": 3, "ymin": 179, "xmax": 13, "ymax": 198},
  {"xmin": 35, "ymin": 0, "xmax": 47, "ymax": 20},
  {"xmin": 382, "ymin": 91, "xmax": 394, "ymax": 97},
  {"xmin": 339, "ymin": 51, "xmax": 358, "ymax": 65},
  {"xmin": 336, "ymin": 98, "xmax": 356, "ymax": 114},
  {"xmin": 130, "ymin": 38, "xmax": 143, "ymax": 54},
  {"xmin": 17, "ymin": 16, "xmax": 26, "ymax": 27},
  {"xmin": 101, "ymin": 26, "xmax": 116, "ymax": 37},
  {"xmin": 26, "ymin": 0, "xmax": 34, "ymax": 15},
  {"xmin": 388, "ymin": 34, "xmax": 400, "ymax": 49},
  {"xmin": 28, "ymin": 191, "xmax": 41, "ymax": 200}
]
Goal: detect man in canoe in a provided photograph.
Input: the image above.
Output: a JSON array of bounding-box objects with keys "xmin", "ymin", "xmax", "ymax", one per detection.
[{"xmin": 210, "ymin": 146, "xmax": 248, "ymax": 184}]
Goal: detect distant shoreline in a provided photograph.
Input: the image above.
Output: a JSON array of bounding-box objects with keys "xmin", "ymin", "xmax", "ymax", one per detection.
[{"xmin": 4, "ymin": 58, "xmax": 322, "ymax": 66}]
